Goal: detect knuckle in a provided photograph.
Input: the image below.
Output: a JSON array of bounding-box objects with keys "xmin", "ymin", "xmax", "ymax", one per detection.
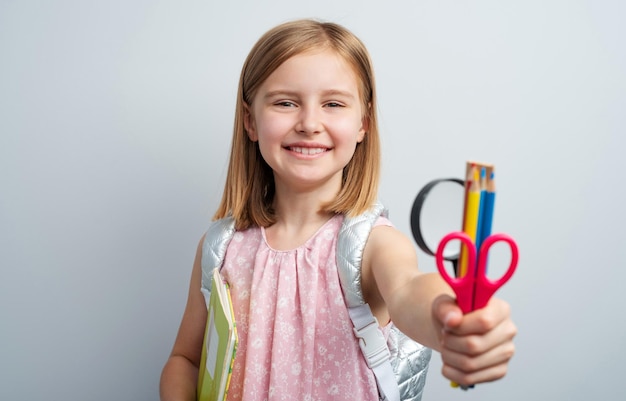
[
  {"xmin": 502, "ymin": 342, "xmax": 516, "ymax": 361},
  {"xmin": 476, "ymin": 313, "xmax": 497, "ymax": 330},
  {"xmin": 508, "ymin": 322, "xmax": 519, "ymax": 339},
  {"xmin": 465, "ymin": 336, "xmax": 483, "ymax": 355},
  {"xmin": 459, "ymin": 357, "xmax": 478, "ymax": 373}
]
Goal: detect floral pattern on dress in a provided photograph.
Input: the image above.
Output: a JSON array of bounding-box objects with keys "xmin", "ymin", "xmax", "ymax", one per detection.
[{"xmin": 221, "ymin": 214, "xmax": 380, "ymax": 401}]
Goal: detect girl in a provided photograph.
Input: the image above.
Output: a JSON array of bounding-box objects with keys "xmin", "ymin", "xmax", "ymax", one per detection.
[{"xmin": 160, "ymin": 19, "xmax": 516, "ymax": 401}]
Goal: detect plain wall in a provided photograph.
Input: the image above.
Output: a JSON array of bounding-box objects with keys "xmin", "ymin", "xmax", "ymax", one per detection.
[{"xmin": 1, "ymin": 0, "xmax": 624, "ymax": 400}]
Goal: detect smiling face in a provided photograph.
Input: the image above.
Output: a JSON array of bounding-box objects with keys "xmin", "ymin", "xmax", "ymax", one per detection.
[{"xmin": 245, "ymin": 49, "xmax": 368, "ymax": 196}]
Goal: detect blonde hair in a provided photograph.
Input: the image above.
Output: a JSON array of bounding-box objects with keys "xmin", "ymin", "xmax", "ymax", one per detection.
[{"xmin": 214, "ymin": 19, "xmax": 381, "ymax": 230}]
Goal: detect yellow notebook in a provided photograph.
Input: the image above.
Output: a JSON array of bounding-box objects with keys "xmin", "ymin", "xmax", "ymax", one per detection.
[{"xmin": 197, "ymin": 268, "xmax": 238, "ymax": 401}]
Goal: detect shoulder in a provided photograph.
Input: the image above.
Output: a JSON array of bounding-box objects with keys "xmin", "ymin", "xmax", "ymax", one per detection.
[
  {"xmin": 202, "ymin": 217, "xmax": 238, "ymax": 256},
  {"xmin": 198, "ymin": 217, "xmax": 239, "ymax": 288},
  {"xmin": 205, "ymin": 216, "xmax": 237, "ymax": 240},
  {"xmin": 363, "ymin": 224, "xmax": 420, "ymax": 290},
  {"xmin": 367, "ymin": 223, "xmax": 415, "ymax": 256}
]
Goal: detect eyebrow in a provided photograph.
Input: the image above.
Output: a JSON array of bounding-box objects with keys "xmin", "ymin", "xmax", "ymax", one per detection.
[{"xmin": 263, "ymin": 89, "xmax": 357, "ymax": 100}]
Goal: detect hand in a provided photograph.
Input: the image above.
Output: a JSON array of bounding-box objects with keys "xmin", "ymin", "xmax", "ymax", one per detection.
[{"xmin": 432, "ymin": 294, "xmax": 517, "ymax": 387}]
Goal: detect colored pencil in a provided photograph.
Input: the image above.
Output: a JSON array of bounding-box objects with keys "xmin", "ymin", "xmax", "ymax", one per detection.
[
  {"xmin": 460, "ymin": 167, "xmax": 480, "ymax": 277},
  {"xmin": 457, "ymin": 164, "xmax": 474, "ymax": 277},
  {"xmin": 474, "ymin": 167, "xmax": 488, "ymax": 253},
  {"xmin": 478, "ymin": 171, "xmax": 496, "ymax": 272}
]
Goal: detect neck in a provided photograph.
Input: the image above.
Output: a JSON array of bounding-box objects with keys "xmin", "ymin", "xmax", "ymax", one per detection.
[
  {"xmin": 264, "ymin": 179, "xmax": 340, "ymax": 250},
  {"xmin": 272, "ymin": 192, "xmax": 335, "ymax": 228},
  {"xmin": 271, "ymin": 174, "xmax": 341, "ymax": 227}
]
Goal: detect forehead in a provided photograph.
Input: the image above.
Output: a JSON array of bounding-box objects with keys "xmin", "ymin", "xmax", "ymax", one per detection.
[{"xmin": 258, "ymin": 49, "xmax": 362, "ymax": 96}]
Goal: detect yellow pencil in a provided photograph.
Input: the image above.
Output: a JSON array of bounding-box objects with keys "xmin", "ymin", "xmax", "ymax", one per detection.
[
  {"xmin": 457, "ymin": 165, "xmax": 474, "ymax": 277},
  {"xmin": 459, "ymin": 167, "xmax": 480, "ymax": 277}
]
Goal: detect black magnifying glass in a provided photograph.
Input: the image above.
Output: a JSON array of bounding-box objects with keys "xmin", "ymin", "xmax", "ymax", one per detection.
[{"xmin": 410, "ymin": 178, "xmax": 465, "ymax": 275}]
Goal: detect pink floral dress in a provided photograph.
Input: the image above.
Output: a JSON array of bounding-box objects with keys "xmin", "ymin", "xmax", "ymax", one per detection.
[{"xmin": 220, "ymin": 214, "xmax": 387, "ymax": 401}]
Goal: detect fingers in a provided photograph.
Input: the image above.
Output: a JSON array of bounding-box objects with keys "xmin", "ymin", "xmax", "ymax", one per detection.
[
  {"xmin": 431, "ymin": 294, "xmax": 463, "ymax": 332},
  {"xmin": 442, "ymin": 313, "xmax": 517, "ymax": 356},
  {"xmin": 441, "ymin": 331, "xmax": 516, "ymax": 386},
  {"xmin": 441, "ymin": 349, "xmax": 514, "ymax": 386},
  {"xmin": 445, "ymin": 298, "xmax": 513, "ymax": 336},
  {"xmin": 435, "ymin": 298, "xmax": 517, "ymax": 386}
]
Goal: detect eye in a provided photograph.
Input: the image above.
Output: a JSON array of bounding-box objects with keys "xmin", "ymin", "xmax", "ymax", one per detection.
[
  {"xmin": 274, "ymin": 101, "xmax": 296, "ymax": 108},
  {"xmin": 324, "ymin": 102, "xmax": 344, "ymax": 108}
]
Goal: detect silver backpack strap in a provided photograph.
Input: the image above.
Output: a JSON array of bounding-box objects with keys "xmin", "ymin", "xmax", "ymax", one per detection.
[
  {"xmin": 337, "ymin": 203, "xmax": 401, "ymax": 401},
  {"xmin": 200, "ymin": 216, "xmax": 236, "ymax": 293}
]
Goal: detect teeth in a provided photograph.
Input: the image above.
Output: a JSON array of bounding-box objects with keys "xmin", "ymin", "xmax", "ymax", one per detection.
[{"xmin": 290, "ymin": 147, "xmax": 326, "ymax": 155}]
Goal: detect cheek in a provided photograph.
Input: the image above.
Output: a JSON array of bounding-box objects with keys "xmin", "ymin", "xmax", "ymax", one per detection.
[
  {"xmin": 333, "ymin": 117, "xmax": 366, "ymax": 142},
  {"xmin": 255, "ymin": 115, "xmax": 293, "ymax": 142},
  {"xmin": 254, "ymin": 118, "xmax": 287, "ymax": 163}
]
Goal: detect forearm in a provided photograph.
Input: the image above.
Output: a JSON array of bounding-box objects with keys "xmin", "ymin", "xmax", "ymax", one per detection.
[
  {"xmin": 160, "ymin": 355, "xmax": 199, "ymax": 401},
  {"xmin": 387, "ymin": 272, "xmax": 454, "ymax": 351}
]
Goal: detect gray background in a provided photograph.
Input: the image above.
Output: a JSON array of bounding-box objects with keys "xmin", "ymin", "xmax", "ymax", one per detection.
[{"xmin": 1, "ymin": 0, "xmax": 624, "ymax": 400}]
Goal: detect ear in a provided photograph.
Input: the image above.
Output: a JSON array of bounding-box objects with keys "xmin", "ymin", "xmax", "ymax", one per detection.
[
  {"xmin": 243, "ymin": 102, "xmax": 258, "ymax": 141},
  {"xmin": 357, "ymin": 106, "xmax": 370, "ymax": 143}
]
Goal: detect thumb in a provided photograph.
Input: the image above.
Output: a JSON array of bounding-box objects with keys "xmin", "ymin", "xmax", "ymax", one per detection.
[{"xmin": 432, "ymin": 294, "xmax": 463, "ymax": 331}]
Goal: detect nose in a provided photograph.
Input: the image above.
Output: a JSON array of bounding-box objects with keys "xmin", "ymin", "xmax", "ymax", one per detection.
[{"xmin": 296, "ymin": 105, "xmax": 322, "ymax": 135}]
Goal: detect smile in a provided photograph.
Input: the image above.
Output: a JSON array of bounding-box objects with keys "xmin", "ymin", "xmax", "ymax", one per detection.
[{"xmin": 287, "ymin": 146, "xmax": 328, "ymax": 155}]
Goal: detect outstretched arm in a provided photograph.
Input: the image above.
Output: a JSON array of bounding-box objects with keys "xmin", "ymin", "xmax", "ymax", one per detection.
[
  {"xmin": 362, "ymin": 225, "xmax": 517, "ymax": 387},
  {"xmin": 160, "ymin": 237, "xmax": 208, "ymax": 401}
]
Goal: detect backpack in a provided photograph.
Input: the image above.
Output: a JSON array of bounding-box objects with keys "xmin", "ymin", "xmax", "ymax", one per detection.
[{"xmin": 200, "ymin": 203, "xmax": 431, "ymax": 401}]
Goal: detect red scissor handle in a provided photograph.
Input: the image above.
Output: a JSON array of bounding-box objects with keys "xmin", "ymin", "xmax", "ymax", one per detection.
[
  {"xmin": 435, "ymin": 232, "xmax": 477, "ymax": 313},
  {"xmin": 436, "ymin": 232, "xmax": 519, "ymax": 314},
  {"xmin": 473, "ymin": 233, "xmax": 518, "ymax": 310}
]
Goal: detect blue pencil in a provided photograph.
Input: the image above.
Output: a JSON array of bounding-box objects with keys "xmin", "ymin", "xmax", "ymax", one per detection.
[
  {"xmin": 474, "ymin": 167, "xmax": 487, "ymax": 253},
  {"xmin": 479, "ymin": 171, "xmax": 496, "ymax": 271},
  {"xmin": 480, "ymin": 171, "xmax": 495, "ymax": 242}
]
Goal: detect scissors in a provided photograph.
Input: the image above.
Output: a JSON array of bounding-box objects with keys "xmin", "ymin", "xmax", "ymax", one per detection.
[{"xmin": 435, "ymin": 231, "xmax": 518, "ymax": 314}]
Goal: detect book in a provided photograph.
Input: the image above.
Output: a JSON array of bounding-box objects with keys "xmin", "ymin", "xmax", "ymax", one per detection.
[{"xmin": 197, "ymin": 268, "xmax": 238, "ymax": 401}]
